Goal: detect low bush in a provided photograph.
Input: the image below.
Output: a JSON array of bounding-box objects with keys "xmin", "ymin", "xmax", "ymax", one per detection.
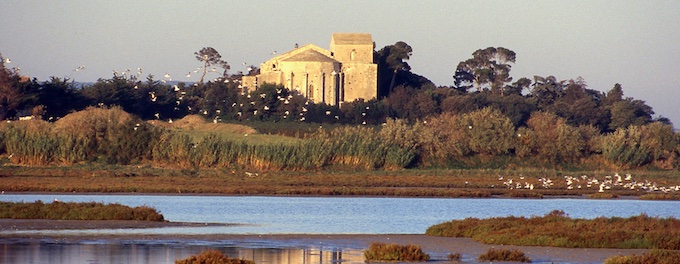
[
  {"xmin": 363, "ymin": 242, "xmax": 430, "ymax": 262},
  {"xmin": 447, "ymin": 252, "xmax": 462, "ymax": 261},
  {"xmin": 478, "ymin": 248, "xmax": 531, "ymax": 263},
  {"xmin": 0, "ymin": 201, "xmax": 164, "ymax": 221},
  {"xmin": 175, "ymin": 250, "xmax": 254, "ymax": 264},
  {"xmin": 604, "ymin": 249, "xmax": 680, "ymax": 264},
  {"xmin": 426, "ymin": 211, "xmax": 680, "ymax": 250}
]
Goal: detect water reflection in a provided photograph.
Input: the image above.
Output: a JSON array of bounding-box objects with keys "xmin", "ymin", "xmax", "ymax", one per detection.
[{"xmin": 0, "ymin": 240, "xmax": 365, "ymax": 264}]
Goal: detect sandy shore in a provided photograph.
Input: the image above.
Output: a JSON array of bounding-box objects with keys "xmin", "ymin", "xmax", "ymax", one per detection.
[{"xmin": 0, "ymin": 219, "xmax": 649, "ymax": 263}]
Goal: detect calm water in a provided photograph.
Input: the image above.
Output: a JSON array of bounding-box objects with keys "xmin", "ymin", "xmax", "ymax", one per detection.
[
  {"xmin": 1, "ymin": 194, "xmax": 679, "ymax": 235},
  {"xmin": 1, "ymin": 194, "xmax": 679, "ymax": 263}
]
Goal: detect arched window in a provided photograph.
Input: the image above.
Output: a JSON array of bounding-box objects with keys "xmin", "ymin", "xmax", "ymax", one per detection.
[{"xmin": 350, "ymin": 49, "xmax": 357, "ymax": 61}]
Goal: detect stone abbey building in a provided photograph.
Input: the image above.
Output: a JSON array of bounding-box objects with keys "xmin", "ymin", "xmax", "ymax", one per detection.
[{"xmin": 242, "ymin": 33, "xmax": 377, "ymax": 106}]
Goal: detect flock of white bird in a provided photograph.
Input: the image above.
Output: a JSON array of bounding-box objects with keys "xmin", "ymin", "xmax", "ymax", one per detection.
[{"xmin": 498, "ymin": 173, "xmax": 680, "ymax": 193}]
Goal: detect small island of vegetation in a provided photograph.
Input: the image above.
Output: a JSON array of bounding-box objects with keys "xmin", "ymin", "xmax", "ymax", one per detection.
[
  {"xmin": 0, "ymin": 200, "xmax": 164, "ymax": 221},
  {"xmin": 426, "ymin": 210, "xmax": 680, "ymax": 250}
]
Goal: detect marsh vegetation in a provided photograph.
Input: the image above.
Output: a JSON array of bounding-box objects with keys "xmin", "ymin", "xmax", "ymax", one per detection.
[
  {"xmin": 0, "ymin": 200, "xmax": 164, "ymax": 221},
  {"xmin": 426, "ymin": 210, "xmax": 680, "ymax": 250}
]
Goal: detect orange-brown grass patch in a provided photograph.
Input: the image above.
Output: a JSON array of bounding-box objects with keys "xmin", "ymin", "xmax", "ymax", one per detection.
[
  {"xmin": 175, "ymin": 249, "xmax": 254, "ymax": 264},
  {"xmin": 588, "ymin": 192, "xmax": 619, "ymax": 199},
  {"xmin": 639, "ymin": 193, "xmax": 680, "ymax": 200},
  {"xmin": 0, "ymin": 200, "xmax": 164, "ymax": 221},
  {"xmin": 426, "ymin": 210, "xmax": 680, "ymax": 250},
  {"xmin": 363, "ymin": 242, "xmax": 430, "ymax": 262},
  {"xmin": 604, "ymin": 249, "xmax": 680, "ymax": 264},
  {"xmin": 478, "ymin": 248, "xmax": 531, "ymax": 263}
]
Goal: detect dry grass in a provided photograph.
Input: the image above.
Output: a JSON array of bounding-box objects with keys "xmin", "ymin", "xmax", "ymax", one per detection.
[
  {"xmin": 148, "ymin": 115, "xmax": 298, "ymax": 146},
  {"xmin": 1, "ymin": 166, "xmax": 679, "ymax": 199}
]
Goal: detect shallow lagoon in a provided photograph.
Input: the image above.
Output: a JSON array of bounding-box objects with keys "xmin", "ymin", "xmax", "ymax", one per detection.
[
  {"xmin": 1, "ymin": 194, "xmax": 679, "ymax": 263},
  {"xmin": 1, "ymin": 194, "xmax": 679, "ymax": 235}
]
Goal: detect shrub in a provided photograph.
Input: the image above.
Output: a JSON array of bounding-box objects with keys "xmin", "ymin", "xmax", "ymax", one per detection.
[
  {"xmin": 0, "ymin": 201, "xmax": 164, "ymax": 221},
  {"xmin": 604, "ymin": 249, "xmax": 680, "ymax": 264},
  {"xmin": 601, "ymin": 126, "xmax": 648, "ymax": 167},
  {"xmin": 175, "ymin": 249, "xmax": 254, "ymax": 264},
  {"xmin": 519, "ymin": 111, "xmax": 585, "ymax": 164},
  {"xmin": 447, "ymin": 252, "xmax": 462, "ymax": 261},
  {"xmin": 426, "ymin": 212, "xmax": 680, "ymax": 250},
  {"xmin": 478, "ymin": 248, "xmax": 531, "ymax": 263},
  {"xmin": 419, "ymin": 113, "xmax": 469, "ymax": 164},
  {"xmin": 458, "ymin": 107, "xmax": 516, "ymax": 156},
  {"xmin": 363, "ymin": 242, "xmax": 430, "ymax": 262}
]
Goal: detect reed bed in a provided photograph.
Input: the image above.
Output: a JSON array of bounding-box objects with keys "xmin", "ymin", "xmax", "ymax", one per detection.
[
  {"xmin": 363, "ymin": 242, "xmax": 430, "ymax": 262},
  {"xmin": 0, "ymin": 107, "xmax": 415, "ymax": 170},
  {"xmin": 426, "ymin": 210, "xmax": 680, "ymax": 250},
  {"xmin": 0, "ymin": 200, "xmax": 164, "ymax": 221},
  {"xmin": 175, "ymin": 250, "xmax": 254, "ymax": 264}
]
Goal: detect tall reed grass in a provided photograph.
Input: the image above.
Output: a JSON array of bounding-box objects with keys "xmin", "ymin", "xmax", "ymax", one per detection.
[{"xmin": 0, "ymin": 107, "xmax": 416, "ymax": 170}]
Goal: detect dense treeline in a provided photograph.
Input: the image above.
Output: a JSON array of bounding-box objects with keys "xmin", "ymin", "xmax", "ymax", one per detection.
[{"xmin": 1, "ymin": 46, "xmax": 678, "ymax": 170}]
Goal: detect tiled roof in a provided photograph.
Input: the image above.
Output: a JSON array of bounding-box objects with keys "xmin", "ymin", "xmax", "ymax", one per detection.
[{"xmin": 332, "ymin": 33, "xmax": 372, "ymax": 45}]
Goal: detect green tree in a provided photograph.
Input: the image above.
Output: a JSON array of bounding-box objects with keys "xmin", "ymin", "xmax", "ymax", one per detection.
[
  {"xmin": 194, "ymin": 47, "xmax": 230, "ymax": 84},
  {"xmin": 376, "ymin": 42, "xmax": 413, "ymax": 96},
  {"xmin": 454, "ymin": 47, "xmax": 516, "ymax": 95},
  {"xmin": 608, "ymin": 98, "xmax": 654, "ymax": 131},
  {"xmin": 529, "ymin": 75, "xmax": 565, "ymax": 110},
  {"xmin": 0, "ymin": 55, "xmax": 36, "ymax": 120}
]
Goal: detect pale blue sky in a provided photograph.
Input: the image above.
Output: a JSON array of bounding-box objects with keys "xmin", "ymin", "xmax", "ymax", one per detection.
[{"xmin": 1, "ymin": 1, "xmax": 679, "ymax": 126}]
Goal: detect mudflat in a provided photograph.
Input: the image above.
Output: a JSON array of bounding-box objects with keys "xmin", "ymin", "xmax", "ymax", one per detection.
[{"xmin": 0, "ymin": 219, "xmax": 649, "ymax": 263}]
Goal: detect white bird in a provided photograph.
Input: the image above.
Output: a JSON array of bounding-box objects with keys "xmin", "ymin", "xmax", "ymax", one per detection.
[
  {"xmin": 625, "ymin": 174, "xmax": 632, "ymax": 181},
  {"xmin": 3, "ymin": 58, "xmax": 10, "ymax": 64},
  {"xmin": 271, "ymin": 51, "xmax": 277, "ymax": 55}
]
